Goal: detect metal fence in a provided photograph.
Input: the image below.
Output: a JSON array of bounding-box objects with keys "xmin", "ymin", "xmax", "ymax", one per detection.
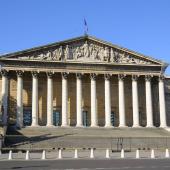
[{"xmin": 111, "ymin": 137, "xmax": 170, "ymax": 151}]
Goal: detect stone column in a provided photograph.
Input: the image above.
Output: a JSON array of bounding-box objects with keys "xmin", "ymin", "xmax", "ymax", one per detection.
[
  {"xmin": 16, "ymin": 71, "xmax": 23, "ymax": 128},
  {"xmin": 118, "ymin": 74, "xmax": 126, "ymax": 127},
  {"xmin": 145, "ymin": 75, "xmax": 154, "ymax": 127},
  {"xmin": 76, "ymin": 73, "xmax": 83, "ymax": 127},
  {"xmin": 159, "ymin": 75, "xmax": 167, "ymax": 128},
  {"xmin": 1, "ymin": 69, "xmax": 8, "ymax": 125},
  {"xmin": 61, "ymin": 72, "xmax": 69, "ymax": 127},
  {"xmin": 132, "ymin": 75, "xmax": 140, "ymax": 127},
  {"xmin": 46, "ymin": 72, "xmax": 54, "ymax": 126},
  {"xmin": 90, "ymin": 73, "xmax": 98, "ymax": 127},
  {"xmin": 104, "ymin": 74, "xmax": 112, "ymax": 127},
  {"xmin": 31, "ymin": 71, "xmax": 39, "ymax": 126}
]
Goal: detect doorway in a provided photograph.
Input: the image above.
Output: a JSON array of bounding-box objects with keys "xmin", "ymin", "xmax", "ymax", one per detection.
[
  {"xmin": 111, "ymin": 111, "xmax": 115, "ymax": 126},
  {"xmin": 23, "ymin": 109, "xmax": 32, "ymax": 126},
  {"xmin": 83, "ymin": 111, "xmax": 88, "ymax": 126},
  {"xmin": 53, "ymin": 111, "xmax": 61, "ymax": 126}
]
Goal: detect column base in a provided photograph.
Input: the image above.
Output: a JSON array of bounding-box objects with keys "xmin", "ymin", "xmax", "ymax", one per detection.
[
  {"xmin": 104, "ymin": 125, "xmax": 113, "ymax": 128},
  {"xmin": 146, "ymin": 125, "xmax": 155, "ymax": 128},
  {"xmin": 90, "ymin": 125, "xmax": 99, "ymax": 128},
  {"xmin": 160, "ymin": 125, "xmax": 167, "ymax": 128},
  {"xmin": 119, "ymin": 125, "xmax": 128, "ymax": 128},
  {"xmin": 61, "ymin": 125, "xmax": 70, "ymax": 128},
  {"xmin": 76, "ymin": 125, "xmax": 84, "ymax": 128},
  {"xmin": 132, "ymin": 125, "xmax": 141, "ymax": 128},
  {"xmin": 46, "ymin": 124, "xmax": 55, "ymax": 127},
  {"xmin": 164, "ymin": 127, "xmax": 170, "ymax": 131},
  {"xmin": 30, "ymin": 124, "xmax": 39, "ymax": 127}
]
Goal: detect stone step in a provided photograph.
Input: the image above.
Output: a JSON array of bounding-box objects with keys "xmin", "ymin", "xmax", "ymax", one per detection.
[
  {"xmin": 4, "ymin": 126, "xmax": 170, "ymax": 150},
  {"xmin": 4, "ymin": 135, "xmax": 170, "ymax": 150},
  {"xmin": 6, "ymin": 126, "xmax": 170, "ymax": 137}
]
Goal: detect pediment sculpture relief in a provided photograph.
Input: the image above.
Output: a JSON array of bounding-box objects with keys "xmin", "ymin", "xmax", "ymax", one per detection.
[{"xmin": 18, "ymin": 41, "xmax": 152, "ymax": 65}]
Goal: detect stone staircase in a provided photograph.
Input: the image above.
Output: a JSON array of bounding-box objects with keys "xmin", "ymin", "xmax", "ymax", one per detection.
[{"xmin": 4, "ymin": 126, "xmax": 170, "ymax": 150}]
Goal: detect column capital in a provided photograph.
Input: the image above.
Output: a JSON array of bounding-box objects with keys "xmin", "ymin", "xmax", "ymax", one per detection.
[
  {"xmin": 145, "ymin": 75, "xmax": 153, "ymax": 81},
  {"xmin": 16, "ymin": 70, "xmax": 24, "ymax": 77},
  {"xmin": 118, "ymin": 74, "xmax": 126, "ymax": 81},
  {"xmin": 159, "ymin": 74, "xmax": 165, "ymax": 81},
  {"xmin": 104, "ymin": 74, "xmax": 111, "ymax": 80},
  {"xmin": 61, "ymin": 72, "xmax": 69, "ymax": 79},
  {"xmin": 47, "ymin": 72, "xmax": 54, "ymax": 78},
  {"xmin": 31, "ymin": 71, "xmax": 39, "ymax": 78},
  {"xmin": 90, "ymin": 73, "xmax": 97, "ymax": 80},
  {"xmin": 132, "ymin": 75, "xmax": 139, "ymax": 81},
  {"xmin": 0, "ymin": 69, "xmax": 8, "ymax": 77},
  {"xmin": 76, "ymin": 73, "xmax": 83, "ymax": 79}
]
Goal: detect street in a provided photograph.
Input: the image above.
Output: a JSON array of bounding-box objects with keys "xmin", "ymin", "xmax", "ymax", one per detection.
[{"xmin": 0, "ymin": 159, "xmax": 170, "ymax": 170}]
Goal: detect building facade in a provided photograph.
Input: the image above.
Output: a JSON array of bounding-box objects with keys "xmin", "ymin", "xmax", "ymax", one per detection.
[{"xmin": 0, "ymin": 35, "xmax": 169, "ymax": 128}]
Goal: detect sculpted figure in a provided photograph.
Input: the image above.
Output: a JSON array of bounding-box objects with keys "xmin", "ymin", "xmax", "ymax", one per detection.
[
  {"xmin": 120, "ymin": 53, "xmax": 133, "ymax": 63},
  {"xmin": 125, "ymin": 54, "xmax": 136, "ymax": 64},
  {"xmin": 45, "ymin": 51, "xmax": 52, "ymax": 60},
  {"xmin": 124, "ymin": 54, "xmax": 131, "ymax": 63},
  {"xmin": 118, "ymin": 53, "xmax": 125, "ymax": 63},
  {"xmin": 75, "ymin": 46, "xmax": 82, "ymax": 59},
  {"xmin": 98, "ymin": 47, "xmax": 104, "ymax": 60},
  {"xmin": 110, "ymin": 48, "xmax": 115, "ymax": 62},
  {"xmin": 18, "ymin": 56, "xmax": 29, "ymax": 60},
  {"xmin": 82, "ymin": 41, "xmax": 89, "ymax": 58},
  {"xmin": 29, "ymin": 55, "xmax": 34, "ymax": 59},
  {"xmin": 92, "ymin": 48, "xmax": 99, "ymax": 60},
  {"xmin": 89, "ymin": 44, "xmax": 93, "ymax": 57},
  {"xmin": 52, "ymin": 48, "xmax": 58, "ymax": 60},
  {"xmin": 131, "ymin": 57, "xmax": 138, "ymax": 64},
  {"xmin": 114, "ymin": 51, "xmax": 120, "ymax": 62},
  {"xmin": 65, "ymin": 45, "xmax": 72, "ymax": 59},
  {"xmin": 52, "ymin": 47, "xmax": 63, "ymax": 61},
  {"xmin": 58, "ymin": 46, "xmax": 64, "ymax": 60},
  {"xmin": 36, "ymin": 53, "xmax": 45, "ymax": 60},
  {"xmin": 103, "ymin": 47, "xmax": 110, "ymax": 62}
]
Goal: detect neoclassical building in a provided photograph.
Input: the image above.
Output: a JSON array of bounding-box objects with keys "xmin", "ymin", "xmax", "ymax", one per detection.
[{"xmin": 0, "ymin": 35, "xmax": 170, "ymax": 128}]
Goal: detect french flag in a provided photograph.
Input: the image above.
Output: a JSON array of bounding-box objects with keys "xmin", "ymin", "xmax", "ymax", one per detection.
[{"xmin": 84, "ymin": 18, "xmax": 88, "ymax": 34}]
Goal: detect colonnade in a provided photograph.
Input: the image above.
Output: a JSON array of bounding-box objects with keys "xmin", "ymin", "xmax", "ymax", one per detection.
[{"xmin": 0, "ymin": 70, "xmax": 167, "ymax": 128}]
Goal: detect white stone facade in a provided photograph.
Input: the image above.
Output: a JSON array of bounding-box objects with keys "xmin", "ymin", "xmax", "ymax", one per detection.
[{"xmin": 0, "ymin": 35, "xmax": 168, "ymax": 128}]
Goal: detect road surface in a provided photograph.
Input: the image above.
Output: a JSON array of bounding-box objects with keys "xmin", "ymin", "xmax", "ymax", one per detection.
[{"xmin": 0, "ymin": 159, "xmax": 170, "ymax": 170}]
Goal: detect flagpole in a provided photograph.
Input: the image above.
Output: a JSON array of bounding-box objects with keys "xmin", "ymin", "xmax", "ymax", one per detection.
[{"xmin": 84, "ymin": 18, "xmax": 88, "ymax": 35}]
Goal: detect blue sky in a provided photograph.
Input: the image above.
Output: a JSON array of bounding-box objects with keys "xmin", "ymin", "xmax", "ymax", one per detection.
[{"xmin": 0, "ymin": 0, "xmax": 170, "ymax": 74}]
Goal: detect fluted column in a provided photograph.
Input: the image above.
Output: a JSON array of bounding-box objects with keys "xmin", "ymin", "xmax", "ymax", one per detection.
[
  {"xmin": 61, "ymin": 72, "xmax": 69, "ymax": 127},
  {"xmin": 104, "ymin": 74, "xmax": 112, "ymax": 127},
  {"xmin": 132, "ymin": 75, "xmax": 140, "ymax": 127},
  {"xmin": 31, "ymin": 71, "xmax": 39, "ymax": 126},
  {"xmin": 159, "ymin": 75, "xmax": 167, "ymax": 128},
  {"xmin": 145, "ymin": 75, "xmax": 154, "ymax": 127},
  {"xmin": 16, "ymin": 71, "xmax": 23, "ymax": 128},
  {"xmin": 46, "ymin": 72, "xmax": 54, "ymax": 126},
  {"xmin": 90, "ymin": 73, "xmax": 98, "ymax": 127},
  {"xmin": 76, "ymin": 73, "xmax": 83, "ymax": 127},
  {"xmin": 118, "ymin": 74, "xmax": 126, "ymax": 127},
  {"xmin": 1, "ymin": 69, "xmax": 8, "ymax": 125}
]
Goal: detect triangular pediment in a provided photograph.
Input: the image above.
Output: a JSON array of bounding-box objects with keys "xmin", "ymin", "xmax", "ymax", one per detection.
[{"xmin": 0, "ymin": 35, "xmax": 166, "ymax": 66}]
